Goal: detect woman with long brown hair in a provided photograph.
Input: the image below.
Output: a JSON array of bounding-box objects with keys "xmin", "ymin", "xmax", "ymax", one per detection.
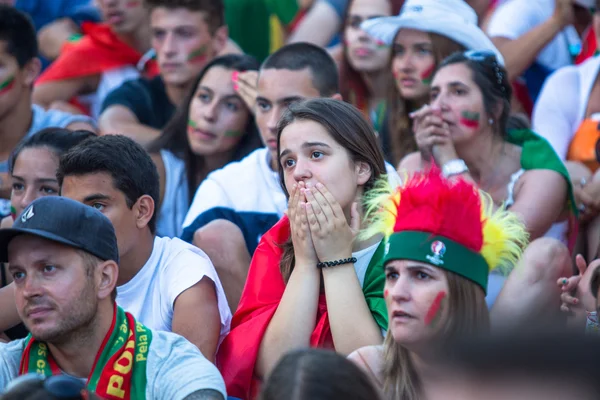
[
  {"xmin": 349, "ymin": 168, "xmax": 528, "ymax": 399},
  {"xmin": 217, "ymin": 98, "xmax": 391, "ymax": 399},
  {"xmin": 338, "ymin": 0, "xmax": 402, "ymax": 133},
  {"xmin": 362, "ymin": 0, "xmax": 503, "ymax": 165}
]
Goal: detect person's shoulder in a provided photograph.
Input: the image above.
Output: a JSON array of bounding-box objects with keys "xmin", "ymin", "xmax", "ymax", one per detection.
[
  {"xmin": 155, "ymin": 236, "xmax": 211, "ymax": 265},
  {"xmin": 397, "ymin": 151, "xmax": 422, "ymax": 173},
  {"xmin": 0, "ymin": 338, "xmax": 26, "ymax": 385},
  {"xmin": 30, "ymin": 104, "xmax": 94, "ymax": 132},
  {"xmin": 146, "ymin": 330, "xmax": 226, "ymax": 399},
  {"xmin": 347, "ymin": 345, "xmax": 384, "ymax": 385},
  {"xmin": 207, "ymin": 148, "xmax": 268, "ymax": 183}
]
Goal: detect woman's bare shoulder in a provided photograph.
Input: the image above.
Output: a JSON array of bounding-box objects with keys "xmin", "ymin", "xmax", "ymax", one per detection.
[{"xmin": 348, "ymin": 345, "xmax": 385, "ymax": 386}]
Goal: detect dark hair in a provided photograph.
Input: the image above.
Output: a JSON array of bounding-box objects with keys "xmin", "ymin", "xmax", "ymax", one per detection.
[
  {"xmin": 591, "ymin": 265, "xmax": 600, "ymax": 299},
  {"xmin": 57, "ymin": 135, "xmax": 160, "ymax": 234},
  {"xmin": 0, "ymin": 5, "xmax": 38, "ymax": 67},
  {"xmin": 259, "ymin": 349, "xmax": 382, "ymax": 400},
  {"xmin": 148, "ymin": 54, "xmax": 262, "ymax": 202},
  {"xmin": 339, "ymin": 0, "xmax": 403, "ymax": 115},
  {"xmin": 145, "ymin": 0, "xmax": 224, "ymax": 34},
  {"xmin": 386, "ymin": 34, "xmax": 466, "ymax": 165},
  {"xmin": 276, "ymin": 98, "xmax": 386, "ymax": 281},
  {"xmin": 438, "ymin": 50, "xmax": 513, "ymax": 138},
  {"xmin": 261, "ymin": 43, "xmax": 340, "ymax": 97},
  {"xmin": 9, "ymin": 128, "xmax": 96, "ymax": 174}
]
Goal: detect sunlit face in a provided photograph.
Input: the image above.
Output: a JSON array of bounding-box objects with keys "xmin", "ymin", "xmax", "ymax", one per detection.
[
  {"xmin": 10, "ymin": 147, "xmax": 60, "ymax": 218},
  {"xmin": 61, "ymin": 173, "xmax": 139, "ymax": 260},
  {"xmin": 384, "ymin": 259, "xmax": 450, "ymax": 348},
  {"xmin": 151, "ymin": 7, "xmax": 218, "ymax": 86},
  {"xmin": 0, "ymin": 41, "xmax": 28, "ymax": 121},
  {"xmin": 391, "ymin": 29, "xmax": 435, "ymax": 100},
  {"xmin": 187, "ymin": 66, "xmax": 250, "ymax": 156},
  {"xmin": 9, "ymin": 236, "xmax": 98, "ymax": 342},
  {"xmin": 96, "ymin": 0, "xmax": 148, "ymax": 34},
  {"xmin": 344, "ymin": 0, "xmax": 392, "ymax": 73},
  {"xmin": 256, "ymin": 68, "xmax": 321, "ymax": 167},
  {"xmin": 278, "ymin": 119, "xmax": 370, "ymax": 213},
  {"xmin": 429, "ymin": 63, "xmax": 487, "ymax": 144}
]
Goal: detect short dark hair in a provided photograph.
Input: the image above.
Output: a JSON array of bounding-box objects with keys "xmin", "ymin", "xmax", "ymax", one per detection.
[
  {"xmin": 57, "ymin": 135, "xmax": 160, "ymax": 234},
  {"xmin": 0, "ymin": 5, "xmax": 37, "ymax": 68},
  {"xmin": 145, "ymin": 0, "xmax": 225, "ymax": 34},
  {"xmin": 9, "ymin": 128, "xmax": 96, "ymax": 174},
  {"xmin": 261, "ymin": 43, "xmax": 339, "ymax": 97},
  {"xmin": 259, "ymin": 349, "xmax": 382, "ymax": 400}
]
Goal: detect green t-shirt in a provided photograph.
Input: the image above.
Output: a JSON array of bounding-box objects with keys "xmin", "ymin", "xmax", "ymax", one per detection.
[{"xmin": 225, "ymin": 0, "xmax": 299, "ymax": 62}]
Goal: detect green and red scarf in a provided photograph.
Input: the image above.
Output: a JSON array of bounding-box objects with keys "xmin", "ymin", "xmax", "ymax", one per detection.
[{"xmin": 19, "ymin": 305, "xmax": 152, "ymax": 400}]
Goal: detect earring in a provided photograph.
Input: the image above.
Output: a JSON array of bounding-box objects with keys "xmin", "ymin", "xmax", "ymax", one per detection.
[{"xmin": 489, "ymin": 118, "xmax": 494, "ymax": 125}]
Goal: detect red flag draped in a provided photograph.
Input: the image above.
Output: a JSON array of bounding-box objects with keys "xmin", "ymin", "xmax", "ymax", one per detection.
[
  {"xmin": 36, "ymin": 22, "xmax": 158, "ymax": 85},
  {"xmin": 216, "ymin": 216, "xmax": 333, "ymax": 400}
]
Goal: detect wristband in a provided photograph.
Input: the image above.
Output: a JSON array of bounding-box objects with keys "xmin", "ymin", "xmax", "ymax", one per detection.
[
  {"xmin": 317, "ymin": 257, "xmax": 357, "ymax": 269},
  {"xmin": 441, "ymin": 159, "xmax": 469, "ymax": 178}
]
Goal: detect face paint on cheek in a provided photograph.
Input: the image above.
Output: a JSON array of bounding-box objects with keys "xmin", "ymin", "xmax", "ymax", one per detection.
[
  {"xmin": 0, "ymin": 76, "xmax": 15, "ymax": 96},
  {"xmin": 224, "ymin": 130, "xmax": 245, "ymax": 138},
  {"xmin": 125, "ymin": 0, "xmax": 140, "ymax": 8},
  {"xmin": 384, "ymin": 289, "xmax": 389, "ymax": 298},
  {"xmin": 375, "ymin": 39, "xmax": 387, "ymax": 49},
  {"xmin": 459, "ymin": 111, "xmax": 481, "ymax": 129},
  {"xmin": 420, "ymin": 64, "xmax": 435, "ymax": 85},
  {"xmin": 424, "ymin": 291, "xmax": 447, "ymax": 327},
  {"xmin": 10, "ymin": 205, "xmax": 16, "ymax": 221},
  {"xmin": 188, "ymin": 45, "xmax": 208, "ymax": 63}
]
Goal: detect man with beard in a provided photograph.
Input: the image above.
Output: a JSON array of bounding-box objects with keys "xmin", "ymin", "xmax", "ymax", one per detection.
[{"xmin": 0, "ymin": 196, "xmax": 225, "ymax": 399}]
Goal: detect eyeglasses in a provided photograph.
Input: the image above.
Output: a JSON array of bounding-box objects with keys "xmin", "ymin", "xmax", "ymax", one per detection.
[
  {"xmin": 463, "ymin": 50, "xmax": 505, "ymax": 92},
  {"xmin": 2, "ymin": 373, "xmax": 86, "ymax": 399}
]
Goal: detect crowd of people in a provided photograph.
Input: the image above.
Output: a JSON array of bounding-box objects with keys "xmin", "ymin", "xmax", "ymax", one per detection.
[{"xmin": 0, "ymin": 0, "xmax": 600, "ymax": 399}]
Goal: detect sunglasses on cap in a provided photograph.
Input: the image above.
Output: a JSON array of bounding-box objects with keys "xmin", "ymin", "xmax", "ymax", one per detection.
[{"xmin": 2, "ymin": 373, "xmax": 88, "ymax": 400}]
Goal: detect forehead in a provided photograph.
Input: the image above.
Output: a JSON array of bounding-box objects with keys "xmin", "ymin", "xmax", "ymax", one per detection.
[
  {"xmin": 258, "ymin": 68, "xmax": 321, "ymax": 101},
  {"xmin": 394, "ymin": 28, "xmax": 432, "ymax": 44},
  {"xmin": 432, "ymin": 63, "xmax": 474, "ymax": 87},
  {"xmin": 198, "ymin": 66, "xmax": 234, "ymax": 91},
  {"xmin": 7, "ymin": 235, "xmax": 79, "ymax": 264},
  {"xmin": 61, "ymin": 172, "xmax": 120, "ymax": 200},
  {"xmin": 349, "ymin": 0, "xmax": 392, "ymax": 15},
  {"xmin": 280, "ymin": 119, "xmax": 333, "ymax": 145},
  {"xmin": 13, "ymin": 147, "xmax": 59, "ymax": 174},
  {"xmin": 150, "ymin": 7, "xmax": 208, "ymax": 28}
]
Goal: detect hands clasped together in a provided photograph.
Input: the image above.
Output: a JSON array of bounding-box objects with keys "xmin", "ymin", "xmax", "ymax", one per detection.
[{"xmin": 287, "ymin": 181, "xmax": 359, "ymax": 268}]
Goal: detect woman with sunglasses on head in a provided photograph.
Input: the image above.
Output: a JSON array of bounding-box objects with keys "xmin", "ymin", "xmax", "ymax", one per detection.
[
  {"xmin": 361, "ymin": 0, "xmax": 503, "ymax": 165},
  {"xmin": 403, "ymin": 50, "xmax": 576, "ymax": 327},
  {"xmin": 147, "ymin": 54, "xmax": 262, "ymax": 238},
  {"xmin": 348, "ymin": 168, "xmax": 528, "ymax": 400}
]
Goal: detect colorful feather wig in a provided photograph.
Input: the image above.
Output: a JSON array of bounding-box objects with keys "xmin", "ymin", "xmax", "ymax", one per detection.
[{"xmin": 361, "ymin": 168, "xmax": 529, "ymax": 293}]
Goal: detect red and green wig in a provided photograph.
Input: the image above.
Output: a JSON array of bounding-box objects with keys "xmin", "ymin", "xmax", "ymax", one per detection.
[{"xmin": 361, "ymin": 169, "xmax": 529, "ymax": 293}]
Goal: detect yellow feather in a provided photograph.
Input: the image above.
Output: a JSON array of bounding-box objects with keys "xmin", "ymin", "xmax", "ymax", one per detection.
[{"xmin": 479, "ymin": 191, "xmax": 529, "ymax": 273}]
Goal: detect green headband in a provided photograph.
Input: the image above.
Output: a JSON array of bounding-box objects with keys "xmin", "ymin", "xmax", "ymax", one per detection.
[{"xmin": 384, "ymin": 231, "xmax": 489, "ymax": 293}]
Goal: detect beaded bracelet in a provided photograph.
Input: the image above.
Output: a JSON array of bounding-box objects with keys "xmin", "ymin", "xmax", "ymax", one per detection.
[{"xmin": 317, "ymin": 257, "xmax": 357, "ymax": 269}]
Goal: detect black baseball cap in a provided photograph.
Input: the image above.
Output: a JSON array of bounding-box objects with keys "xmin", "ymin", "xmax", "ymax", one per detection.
[{"xmin": 0, "ymin": 196, "xmax": 119, "ymax": 263}]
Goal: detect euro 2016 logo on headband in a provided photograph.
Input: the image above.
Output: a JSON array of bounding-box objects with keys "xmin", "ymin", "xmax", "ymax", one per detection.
[{"xmin": 426, "ymin": 240, "xmax": 446, "ymax": 266}]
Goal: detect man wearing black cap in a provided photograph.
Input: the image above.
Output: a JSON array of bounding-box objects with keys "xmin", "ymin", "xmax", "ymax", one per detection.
[{"xmin": 0, "ymin": 196, "xmax": 226, "ymax": 399}]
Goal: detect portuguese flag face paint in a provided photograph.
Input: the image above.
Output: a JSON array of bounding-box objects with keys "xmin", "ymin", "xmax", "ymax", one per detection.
[
  {"xmin": 188, "ymin": 45, "xmax": 208, "ymax": 63},
  {"xmin": 375, "ymin": 39, "xmax": 387, "ymax": 49},
  {"xmin": 424, "ymin": 291, "xmax": 447, "ymax": 327},
  {"xmin": 126, "ymin": 0, "xmax": 141, "ymax": 8},
  {"xmin": 188, "ymin": 119, "xmax": 198, "ymax": 131},
  {"xmin": 420, "ymin": 64, "xmax": 435, "ymax": 85},
  {"xmin": 224, "ymin": 130, "xmax": 244, "ymax": 138},
  {"xmin": 460, "ymin": 111, "xmax": 480, "ymax": 129},
  {"xmin": 0, "ymin": 76, "xmax": 15, "ymax": 95}
]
